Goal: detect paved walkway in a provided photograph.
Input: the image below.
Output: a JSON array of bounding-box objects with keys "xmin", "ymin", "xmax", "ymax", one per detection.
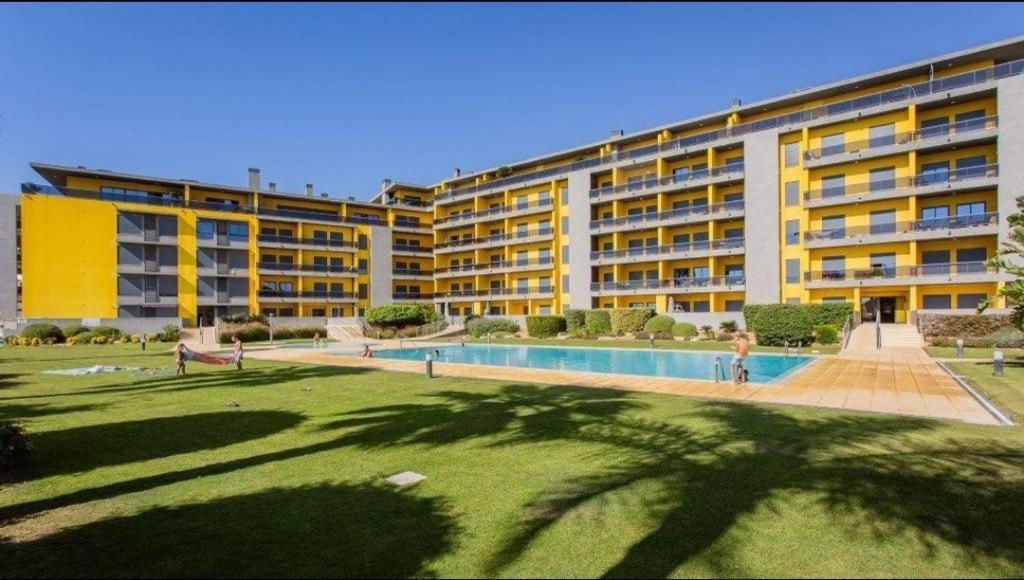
[{"xmin": 246, "ymin": 341, "xmax": 1002, "ymax": 425}]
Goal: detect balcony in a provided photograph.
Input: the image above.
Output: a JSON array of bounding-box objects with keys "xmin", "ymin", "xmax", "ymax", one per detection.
[
  {"xmin": 257, "ymin": 262, "xmax": 359, "ymax": 277},
  {"xmin": 588, "ymin": 164, "xmax": 744, "ymax": 203},
  {"xmin": 118, "ymin": 293, "xmax": 179, "ymax": 306},
  {"xmin": 392, "ymin": 268, "xmax": 434, "ymax": 280},
  {"xmin": 434, "ymin": 228, "xmax": 554, "ymax": 254},
  {"xmin": 196, "ymin": 233, "xmax": 249, "ymax": 249},
  {"xmin": 590, "ymin": 237, "xmax": 744, "ymax": 266},
  {"xmin": 393, "ymin": 292, "xmax": 434, "ymax": 301},
  {"xmin": 392, "ymin": 244, "xmax": 433, "ymax": 256},
  {"xmin": 803, "ymin": 213, "xmax": 999, "ymax": 249},
  {"xmin": 258, "ymin": 207, "xmax": 385, "ymax": 227},
  {"xmin": 392, "ymin": 219, "xmax": 432, "ymax": 233},
  {"xmin": 258, "ymin": 290, "xmax": 357, "ymax": 302},
  {"xmin": 803, "ymin": 164, "xmax": 999, "ymax": 209},
  {"xmin": 197, "ymin": 294, "xmax": 250, "ymax": 307},
  {"xmin": 435, "ymin": 258, "xmax": 555, "ymax": 279},
  {"xmin": 116, "ymin": 232, "xmax": 178, "ymax": 246},
  {"xmin": 590, "ymin": 199, "xmax": 744, "ymax": 234},
  {"xmin": 803, "ymin": 262, "xmax": 1003, "ymax": 289},
  {"xmin": 256, "ymin": 234, "xmax": 358, "ymax": 252},
  {"xmin": 803, "ymin": 116, "xmax": 999, "ymax": 168},
  {"xmin": 22, "ymin": 183, "xmax": 255, "ymax": 214},
  {"xmin": 591, "ymin": 275, "xmax": 746, "ymax": 296},
  {"xmin": 434, "ymin": 286, "xmax": 556, "ymax": 302},
  {"xmin": 196, "ymin": 265, "xmax": 249, "ymax": 278},
  {"xmin": 116, "ymin": 263, "xmax": 179, "ymax": 276},
  {"xmin": 434, "ymin": 198, "xmax": 554, "ymax": 229}
]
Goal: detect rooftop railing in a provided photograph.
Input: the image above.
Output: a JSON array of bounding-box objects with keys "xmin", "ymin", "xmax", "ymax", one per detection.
[
  {"xmin": 803, "ymin": 115, "xmax": 999, "ymax": 161},
  {"xmin": 590, "ymin": 274, "xmax": 745, "ymax": 292},
  {"xmin": 590, "ymin": 237, "xmax": 744, "ymax": 261},
  {"xmin": 804, "ymin": 212, "xmax": 998, "ymax": 242},
  {"xmin": 434, "ymin": 59, "xmax": 1023, "ymax": 203},
  {"xmin": 590, "ymin": 199, "xmax": 743, "ymax": 230},
  {"xmin": 803, "ymin": 163, "xmax": 999, "ymax": 202},
  {"xmin": 22, "ymin": 183, "xmax": 255, "ymax": 213},
  {"xmin": 803, "ymin": 261, "xmax": 996, "ymax": 282},
  {"xmin": 588, "ymin": 163, "xmax": 744, "ymax": 201}
]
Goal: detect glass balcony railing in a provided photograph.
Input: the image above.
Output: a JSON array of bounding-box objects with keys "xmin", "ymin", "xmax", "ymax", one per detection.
[
  {"xmin": 435, "ymin": 286, "xmax": 555, "ymax": 299},
  {"xmin": 393, "ymin": 292, "xmax": 434, "ymax": 300},
  {"xmin": 590, "ymin": 274, "xmax": 746, "ymax": 292},
  {"xmin": 435, "ymin": 228, "xmax": 554, "ymax": 250},
  {"xmin": 803, "ymin": 261, "xmax": 996, "ymax": 282},
  {"xmin": 803, "ymin": 163, "xmax": 999, "ymax": 202},
  {"xmin": 258, "ymin": 263, "xmax": 359, "ymax": 274},
  {"xmin": 588, "ymin": 163, "xmax": 744, "ymax": 201},
  {"xmin": 804, "ymin": 212, "xmax": 998, "ymax": 242},
  {"xmin": 434, "ymin": 198, "xmax": 553, "ymax": 226},
  {"xmin": 433, "ymin": 59, "xmax": 1023, "ymax": 203},
  {"xmin": 392, "ymin": 244, "xmax": 433, "ymax": 254},
  {"xmin": 256, "ymin": 234, "xmax": 356, "ymax": 249},
  {"xmin": 22, "ymin": 183, "xmax": 255, "ymax": 213},
  {"xmin": 590, "ymin": 237, "xmax": 744, "ymax": 261},
  {"xmin": 590, "ymin": 199, "xmax": 743, "ymax": 230},
  {"xmin": 803, "ymin": 116, "xmax": 999, "ymax": 162},
  {"xmin": 393, "ymin": 268, "xmax": 434, "ymax": 276},
  {"xmin": 435, "ymin": 257, "xmax": 555, "ymax": 274}
]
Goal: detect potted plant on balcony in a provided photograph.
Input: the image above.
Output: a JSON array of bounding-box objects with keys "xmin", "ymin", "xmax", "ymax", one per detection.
[{"xmin": 495, "ymin": 166, "xmax": 513, "ymax": 178}]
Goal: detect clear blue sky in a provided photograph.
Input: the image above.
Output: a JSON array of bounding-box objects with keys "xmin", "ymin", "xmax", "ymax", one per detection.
[{"xmin": 1, "ymin": 2, "xmax": 1022, "ymax": 200}]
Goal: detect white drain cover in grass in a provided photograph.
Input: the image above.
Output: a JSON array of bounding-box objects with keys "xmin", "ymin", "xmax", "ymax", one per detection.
[{"xmin": 385, "ymin": 471, "xmax": 426, "ymax": 487}]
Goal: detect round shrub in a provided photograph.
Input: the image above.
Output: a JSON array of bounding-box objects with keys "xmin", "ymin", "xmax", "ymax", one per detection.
[
  {"xmin": 466, "ymin": 317, "xmax": 521, "ymax": 338},
  {"xmin": 584, "ymin": 310, "xmax": 612, "ymax": 335},
  {"xmin": 526, "ymin": 315, "xmax": 567, "ymax": 338},
  {"xmin": 62, "ymin": 324, "xmax": 92, "ymax": 337},
  {"xmin": 90, "ymin": 336, "xmax": 108, "ymax": 345},
  {"xmin": 815, "ymin": 324, "xmax": 839, "ymax": 345},
  {"xmin": 91, "ymin": 325, "xmax": 122, "ymax": 338},
  {"xmin": 158, "ymin": 324, "xmax": 181, "ymax": 343},
  {"xmin": 365, "ymin": 305, "xmax": 425, "ymax": 328},
  {"xmin": 671, "ymin": 322, "xmax": 698, "ymax": 338},
  {"xmin": 719, "ymin": 320, "xmax": 739, "ymax": 333},
  {"xmin": 564, "ymin": 309, "xmax": 586, "ymax": 331},
  {"xmin": 20, "ymin": 324, "xmax": 64, "ymax": 343},
  {"xmin": 643, "ymin": 315, "xmax": 675, "ymax": 334},
  {"xmin": 130, "ymin": 335, "xmax": 141, "ymax": 344},
  {"xmin": 610, "ymin": 308, "xmax": 654, "ymax": 335},
  {"xmin": 747, "ymin": 304, "xmax": 815, "ymax": 346}
]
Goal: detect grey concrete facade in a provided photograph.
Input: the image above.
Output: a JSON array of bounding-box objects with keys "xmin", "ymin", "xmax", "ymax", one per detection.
[
  {"xmin": 368, "ymin": 224, "xmax": 393, "ymax": 306},
  {"xmin": 566, "ymin": 170, "xmax": 594, "ymax": 309},
  {"xmin": 742, "ymin": 130, "xmax": 781, "ymax": 304},
  {"xmin": 997, "ymin": 74, "xmax": 1024, "ymax": 254},
  {"xmin": 0, "ymin": 195, "xmax": 18, "ymax": 321}
]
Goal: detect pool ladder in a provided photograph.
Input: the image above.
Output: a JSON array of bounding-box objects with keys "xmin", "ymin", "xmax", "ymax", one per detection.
[{"xmin": 713, "ymin": 357, "xmax": 728, "ymax": 383}]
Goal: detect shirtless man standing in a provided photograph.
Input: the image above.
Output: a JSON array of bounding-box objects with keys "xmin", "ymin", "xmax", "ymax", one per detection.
[{"xmin": 731, "ymin": 332, "xmax": 750, "ymax": 384}]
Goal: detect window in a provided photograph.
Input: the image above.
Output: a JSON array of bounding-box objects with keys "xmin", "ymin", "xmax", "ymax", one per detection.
[
  {"xmin": 785, "ymin": 220, "xmax": 800, "ymax": 245},
  {"xmin": 561, "ymin": 216, "xmax": 569, "ymax": 233},
  {"xmin": 516, "ymin": 223, "xmax": 528, "ymax": 235},
  {"xmin": 562, "ymin": 274, "xmax": 570, "ymax": 292},
  {"xmin": 869, "ymin": 167, "xmax": 896, "ymax": 192},
  {"xmin": 561, "ymin": 188, "xmax": 569, "ymax": 205},
  {"xmin": 539, "ymin": 277, "xmax": 552, "ymax": 291},
  {"xmin": 196, "ymin": 220, "xmax": 215, "ymax": 239},
  {"xmin": 725, "ymin": 300, "xmax": 744, "ymax": 312},
  {"xmin": 822, "ymin": 256, "xmax": 846, "ymax": 280},
  {"xmin": 920, "ymin": 116, "xmax": 950, "ymax": 139},
  {"xmin": 673, "ymin": 166, "xmax": 690, "ymax": 181},
  {"xmin": 784, "ymin": 142, "xmax": 799, "ymax": 167},
  {"xmin": 956, "ymin": 201, "xmax": 986, "ymax": 216},
  {"xmin": 785, "ymin": 181, "xmax": 800, "ymax": 207},
  {"xmin": 956, "ymin": 155, "xmax": 988, "ymax": 178},
  {"xmin": 822, "ymin": 174, "xmax": 845, "ymax": 198},
  {"xmin": 869, "ymin": 210, "xmax": 896, "ymax": 234},
  {"xmin": 920, "ymin": 161, "xmax": 950, "ymax": 186},
  {"xmin": 956, "ymin": 247, "xmax": 987, "ymax": 271},
  {"xmin": 920, "ymin": 205, "xmax": 950, "ymax": 229},
  {"xmin": 821, "ymin": 133, "xmax": 845, "ymax": 157},
  {"xmin": 955, "ymin": 109, "xmax": 987, "ymax": 130},
  {"xmin": 923, "ymin": 295, "xmax": 952, "ymax": 309},
  {"xmin": 822, "ymin": 215, "xmax": 845, "ymax": 239},
  {"xmin": 786, "ymin": 297, "xmax": 801, "ymax": 305},
  {"xmin": 539, "ymin": 248, "xmax": 551, "ymax": 262},
  {"xmin": 786, "ymin": 259, "xmax": 800, "ymax": 284},
  {"xmin": 957, "ymin": 294, "xmax": 987, "ymax": 309},
  {"xmin": 357, "ymin": 234, "xmax": 368, "ymax": 250},
  {"xmin": 693, "ymin": 301, "xmax": 710, "ymax": 313},
  {"xmin": 822, "ymin": 297, "xmax": 847, "ymax": 304},
  {"xmin": 561, "ymin": 245, "xmax": 569, "ymax": 265},
  {"xmin": 868, "ymin": 123, "xmax": 896, "ymax": 148},
  {"xmin": 673, "ymin": 200, "xmax": 689, "ymax": 210},
  {"xmin": 869, "ymin": 253, "xmax": 896, "ymax": 276}
]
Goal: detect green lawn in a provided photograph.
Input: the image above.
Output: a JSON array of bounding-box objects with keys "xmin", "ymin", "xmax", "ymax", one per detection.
[
  {"xmin": 1, "ymin": 344, "xmax": 1022, "ymax": 578},
  {"xmin": 465, "ymin": 337, "xmax": 842, "ymax": 355},
  {"xmin": 947, "ymin": 360, "xmax": 1024, "ymax": 423},
  {"xmin": 926, "ymin": 346, "xmax": 1024, "ymax": 360}
]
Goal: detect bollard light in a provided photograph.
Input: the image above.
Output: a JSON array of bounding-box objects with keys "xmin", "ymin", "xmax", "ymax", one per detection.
[
  {"xmin": 425, "ymin": 353, "xmax": 434, "ymax": 379},
  {"xmin": 649, "ymin": 335, "xmax": 655, "ymax": 349},
  {"xmin": 956, "ymin": 338, "xmax": 964, "ymax": 358},
  {"xmin": 994, "ymin": 350, "xmax": 1004, "ymax": 377}
]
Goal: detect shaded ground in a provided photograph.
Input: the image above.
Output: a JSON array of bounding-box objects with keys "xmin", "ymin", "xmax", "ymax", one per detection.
[{"xmin": 0, "ymin": 344, "xmax": 1022, "ymax": 578}]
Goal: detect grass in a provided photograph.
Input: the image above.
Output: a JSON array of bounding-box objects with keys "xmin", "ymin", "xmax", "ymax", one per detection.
[
  {"xmin": 926, "ymin": 345, "xmax": 1024, "ymax": 360},
  {"xmin": 466, "ymin": 337, "xmax": 842, "ymax": 355},
  {"xmin": 1, "ymin": 344, "xmax": 1022, "ymax": 578},
  {"xmin": 947, "ymin": 359, "xmax": 1024, "ymax": 423}
]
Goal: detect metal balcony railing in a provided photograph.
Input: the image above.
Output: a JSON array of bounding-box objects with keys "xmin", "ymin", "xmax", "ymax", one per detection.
[
  {"xmin": 435, "ymin": 228, "xmax": 554, "ymax": 250},
  {"xmin": 256, "ymin": 234, "xmax": 357, "ymax": 249},
  {"xmin": 590, "ymin": 274, "xmax": 746, "ymax": 292},
  {"xmin": 435, "ymin": 257, "xmax": 555, "ymax": 274},
  {"xmin": 393, "ymin": 292, "xmax": 434, "ymax": 300},
  {"xmin": 804, "ymin": 212, "xmax": 998, "ymax": 242},
  {"xmin": 590, "ymin": 237, "xmax": 744, "ymax": 261},
  {"xmin": 803, "ymin": 261, "xmax": 997, "ymax": 282},
  {"xmin": 590, "ymin": 199, "xmax": 744, "ymax": 230},
  {"xmin": 258, "ymin": 263, "xmax": 359, "ymax": 274},
  {"xmin": 588, "ymin": 163, "xmax": 744, "ymax": 201},
  {"xmin": 803, "ymin": 163, "xmax": 999, "ymax": 202},
  {"xmin": 392, "ymin": 244, "xmax": 433, "ymax": 254},
  {"xmin": 434, "ymin": 198, "xmax": 553, "ymax": 226},
  {"xmin": 435, "ymin": 286, "xmax": 555, "ymax": 298},
  {"xmin": 433, "ymin": 59, "xmax": 1024, "ymax": 203},
  {"xmin": 803, "ymin": 115, "xmax": 999, "ymax": 161},
  {"xmin": 22, "ymin": 183, "xmax": 255, "ymax": 213},
  {"xmin": 393, "ymin": 268, "xmax": 434, "ymax": 276}
]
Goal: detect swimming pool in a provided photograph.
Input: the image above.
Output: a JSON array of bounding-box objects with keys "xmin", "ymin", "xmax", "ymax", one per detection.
[{"xmin": 372, "ymin": 344, "xmax": 813, "ymax": 383}]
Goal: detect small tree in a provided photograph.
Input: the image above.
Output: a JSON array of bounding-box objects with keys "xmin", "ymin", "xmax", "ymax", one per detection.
[{"xmin": 983, "ymin": 195, "xmax": 1024, "ymax": 330}]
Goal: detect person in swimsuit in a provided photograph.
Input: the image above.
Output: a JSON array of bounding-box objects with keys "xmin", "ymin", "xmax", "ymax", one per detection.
[
  {"xmin": 231, "ymin": 335, "xmax": 244, "ymax": 370},
  {"xmin": 174, "ymin": 343, "xmax": 187, "ymax": 376},
  {"xmin": 731, "ymin": 332, "xmax": 750, "ymax": 384}
]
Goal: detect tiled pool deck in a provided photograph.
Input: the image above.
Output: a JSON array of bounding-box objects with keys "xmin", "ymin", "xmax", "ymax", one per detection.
[{"xmin": 246, "ymin": 344, "xmax": 1002, "ymax": 426}]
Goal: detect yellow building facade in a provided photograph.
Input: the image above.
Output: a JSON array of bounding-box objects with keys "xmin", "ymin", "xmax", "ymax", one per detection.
[{"xmin": 16, "ymin": 37, "xmax": 1024, "ymax": 326}]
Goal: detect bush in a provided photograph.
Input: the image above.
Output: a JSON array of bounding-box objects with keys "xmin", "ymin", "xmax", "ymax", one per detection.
[
  {"xmin": 671, "ymin": 322, "xmax": 698, "ymax": 338},
  {"xmin": 584, "ymin": 310, "xmax": 612, "ymax": 335},
  {"xmin": 568, "ymin": 327, "xmax": 596, "ymax": 339},
  {"xmin": 745, "ymin": 303, "xmax": 853, "ymax": 330},
  {"xmin": 743, "ymin": 304, "xmax": 815, "ymax": 346},
  {"xmin": 130, "ymin": 335, "xmax": 141, "ymax": 344},
  {"xmin": 564, "ymin": 309, "xmax": 586, "ymax": 331},
  {"xmin": 157, "ymin": 324, "xmax": 180, "ymax": 342},
  {"xmin": 90, "ymin": 336, "xmax": 108, "ymax": 345},
  {"xmin": 917, "ymin": 313, "xmax": 1015, "ymax": 338},
  {"xmin": 715, "ymin": 332, "xmax": 734, "ymax": 342},
  {"xmin": 636, "ymin": 330, "xmax": 673, "ymax": 340},
  {"xmin": 815, "ymin": 324, "xmax": 839, "ymax": 344},
  {"xmin": 218, "ymin": 323, "xmax": 269, "ymax": 344},
  {"xmin": 145, "ymin": 333, "xmax": 160, "ymax": 343},
  {"xmin": 610, "ymin": 308, "xmax": 654, "ymax": 335},
  {"xmin": 273, "ymin": 327, "xmax": 295, "ymax": 340},
  {"xmin": 20, "ymin": 323, "xmax": 63, "ymax": 343},
  {"xmin": 293, "ymin": 326, "xmax": 327, "ymax": 339},
  {"xmin": 62, "ymin": 323, "xmax": 92, "ymax": 337},
  {"xmin": 720, "ymin": 320, "xmax": 739, "ymax": 333},
  {"xmin": 91, "ymin": 325, "xmax": 122, "ymax": 338},
  {"xmin": 0, "ymin": 421, "xmax": 31, "ymax": 472},
  {"xmin": 526, "ymin": 315, "xmax": 567, "ymax": 338},
  {"xmin": 700, "ymin": 325, "xmax": 715, "ymax": 339},
  {"xmin": 930, "ymin": 329, "xmax": 1024, "ymax": 349},
  {"xmin": 643, "ymin": 315, "xmax": 675, "ymax": 334},
  {"xmin": 220, "ymin": 312, "xmax": 267, "ymax": 325},
  {"xmin": 365, "ymin": 305, "xmax": 425, "ymax": 328},
  {"xmin": 466, "ymin": 317, "xmax": 521, "ymax": 338}
]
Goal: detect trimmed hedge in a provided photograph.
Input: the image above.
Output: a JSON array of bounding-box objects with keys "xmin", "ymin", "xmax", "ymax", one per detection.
[
  {"xmin": 564, "ymin": 309, "xmax": 586, "ymax": 331},
  {"xmin": 20, "ymin": 324, "xmax": 64, "ymax": 342},
  {"xmin": 672, "ymin": 322, "xmax": 698, "ymax": 338},
  {"xmin": 220, "ymin": 313, "xmax": 267, "ymax": 325},
  {"xmin": 466, "ymin": 317, "xmax": 520, "ymax": 338},
  {"xmin": 930, "ymin": 330, "xmax": 1024, "ymax": 349},
  {"xmin": 62, "ymin": 324, "xmax": 92, "ymax": 337},
  {"xmin": 744, "ymin": 303, "xmax": 854, "ymax": 331},
  {"xmin": 584, "ymin": 310, "xmax": 612, "ymax": 335},
  {"xmin": 365, "ymin": 305, "xmax": 425, "ymax": 328},
  {"xmin": 643, "ymin": 315, "xmax": 675, "ymax": 333},
  {"xmin": 218, "ymin": 323, "xmax": 269, "ymax": 343},
  {"xmin": 526, "ymin": 315, "xmax": 567, "ymax": 338},
  {"xmin": 743, "ymin": 304, "xmax": 815, "ymax": 346},
  {"xmin": 917, "ymin": 313, "xmax": 1015, "ymax": 338},
  {"xmin": 815, "ymin": 324, "xmax": 839, "ymax": 345},
  {"xmin": 610, "ymin": 308, "xmax": 654, "ymax": 335},
  {"xmin": 92, "ymin": 325, "xmax": 122, "ymax": 338}
]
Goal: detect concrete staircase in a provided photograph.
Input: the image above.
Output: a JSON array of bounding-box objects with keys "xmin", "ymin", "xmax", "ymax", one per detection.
[
  {"xmin": 845, "ymin": 323, "xmax": 923, "ymax": 352},
  {"xmin": 327, "ymin": 323, "xmax": 364, "ymax": 342}
]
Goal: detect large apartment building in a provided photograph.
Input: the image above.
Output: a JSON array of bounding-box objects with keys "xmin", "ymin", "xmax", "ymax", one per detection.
[{"xmin": 12, "ymin": 37, "xmax": 1024, "ymax": 327}]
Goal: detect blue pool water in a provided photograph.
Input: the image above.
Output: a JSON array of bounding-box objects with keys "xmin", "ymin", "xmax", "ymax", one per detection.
[{"xmin": 372, "ymin": 344, "xmax": 813, "ymax": 383}]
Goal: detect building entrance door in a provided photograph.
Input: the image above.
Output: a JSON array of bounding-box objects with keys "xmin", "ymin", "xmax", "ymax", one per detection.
[{"xmin": 862, "ymin": 297, "xmax": 897, "ymax": 323}]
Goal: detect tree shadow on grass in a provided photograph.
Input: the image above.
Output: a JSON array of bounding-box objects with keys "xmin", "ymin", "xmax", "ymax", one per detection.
[
  {"xmin": 323, "ymin": 385, "xmax": 1024, "ymax": 577},
  {"xmin": 0, "ymin": 482, "xmax": 459, "ymax": 578},
  {"xmin": 0, "ymin": 401, "xmax": 108, "ymax": 421}
]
